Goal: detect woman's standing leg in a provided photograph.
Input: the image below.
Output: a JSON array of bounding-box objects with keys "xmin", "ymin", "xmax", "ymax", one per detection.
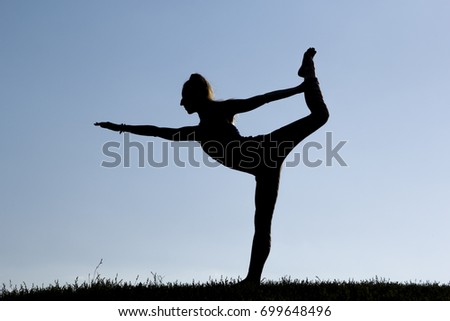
[
  {"xmin": 243, "ymin": 169, "xmax": 281, "ymax": 284},
  {"xmin": 242, "ymin": 49, "xmax": 329, "ymax": 284}
]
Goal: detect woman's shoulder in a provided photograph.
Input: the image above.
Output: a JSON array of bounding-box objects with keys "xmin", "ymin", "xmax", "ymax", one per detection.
[{"xmin": 198, "ymin": 101, "xmax": 224, "ymax": 118}]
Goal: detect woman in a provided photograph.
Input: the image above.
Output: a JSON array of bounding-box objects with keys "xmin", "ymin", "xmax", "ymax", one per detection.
[{"xmin": 95, "ymin": 48, "xmax": 329, "ymax": 284}]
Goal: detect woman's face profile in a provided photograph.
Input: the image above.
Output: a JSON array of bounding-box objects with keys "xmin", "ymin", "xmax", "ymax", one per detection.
[{"xmin": 180, "ymin": 96, "xmax": 196, "ymax": 114}]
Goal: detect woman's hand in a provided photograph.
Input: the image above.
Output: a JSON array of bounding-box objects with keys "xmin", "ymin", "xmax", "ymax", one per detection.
[{"xmin": 94, "ymin": 122, "xmax": 124, "ymax": 133}]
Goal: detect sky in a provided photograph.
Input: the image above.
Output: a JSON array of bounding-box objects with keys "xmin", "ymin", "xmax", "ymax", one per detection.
[{"xmin": 1, "ymin": 0, "xmax": 450, "ymax": 287}]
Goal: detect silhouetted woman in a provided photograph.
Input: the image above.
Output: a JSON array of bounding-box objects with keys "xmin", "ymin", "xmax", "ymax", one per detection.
[{"xmin": 95, "ymin": 48, "xmax": 329, "ymax": 284}]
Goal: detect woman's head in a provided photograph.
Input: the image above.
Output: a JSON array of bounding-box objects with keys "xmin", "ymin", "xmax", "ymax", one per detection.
[{"xmin": 180, "ymin": 73, "xmax": 214, "ymax": 113}]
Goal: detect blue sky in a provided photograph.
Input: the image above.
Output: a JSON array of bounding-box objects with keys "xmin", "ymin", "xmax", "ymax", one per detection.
[{"xmin": 1, "ymin": 0, "xmax": 450, "ymax": 286}]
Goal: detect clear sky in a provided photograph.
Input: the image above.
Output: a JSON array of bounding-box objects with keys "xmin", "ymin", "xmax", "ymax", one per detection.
[{"xmin": 1, "ymin": 0, "xmax": 450, "ymax": 287}]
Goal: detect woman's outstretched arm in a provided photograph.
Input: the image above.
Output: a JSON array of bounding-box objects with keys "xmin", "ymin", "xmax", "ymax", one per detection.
[
  {"xmin": 94, "ymin": 122, "xmax": 197, "ymax": 141},
  {"xmin": 222, "ymin": 84, "xmax": 304, "ymax": 115}
]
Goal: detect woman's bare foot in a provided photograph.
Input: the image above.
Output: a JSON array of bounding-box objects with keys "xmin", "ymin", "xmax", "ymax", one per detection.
[{"xmin": 298, "ymin": 47, "xmax": 317, "ymax": 79}]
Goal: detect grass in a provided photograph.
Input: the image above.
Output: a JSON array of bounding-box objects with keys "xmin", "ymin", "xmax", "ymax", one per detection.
[{"xmin": 2, "ymin": 275, "xmax": 450, "ymax": 301}]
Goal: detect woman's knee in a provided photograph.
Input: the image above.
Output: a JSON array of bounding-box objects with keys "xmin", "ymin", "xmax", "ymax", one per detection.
[
  {"xmin": 312, "ymin": 107, "xmax": 329, "ymax": 127},
  {"xmin": 253, "ymin": 229, "xmax": 271, "ymax": 246}
]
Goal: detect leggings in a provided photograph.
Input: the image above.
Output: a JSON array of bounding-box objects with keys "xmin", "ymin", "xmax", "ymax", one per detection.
[{"xmin": 243, "ymin": 80, "xmax": 329, "ymax": 283}]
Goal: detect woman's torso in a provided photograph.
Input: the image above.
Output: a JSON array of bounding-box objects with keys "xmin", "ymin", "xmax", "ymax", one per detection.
[{"xmin": 196, "ymin": 103, "xmax": 263, "ymax": 173}]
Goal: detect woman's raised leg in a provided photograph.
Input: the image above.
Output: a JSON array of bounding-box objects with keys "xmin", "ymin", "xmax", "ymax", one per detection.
[{"xmin": 269, "ymin": 49, "xmax": 329, "ymax": 165}]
